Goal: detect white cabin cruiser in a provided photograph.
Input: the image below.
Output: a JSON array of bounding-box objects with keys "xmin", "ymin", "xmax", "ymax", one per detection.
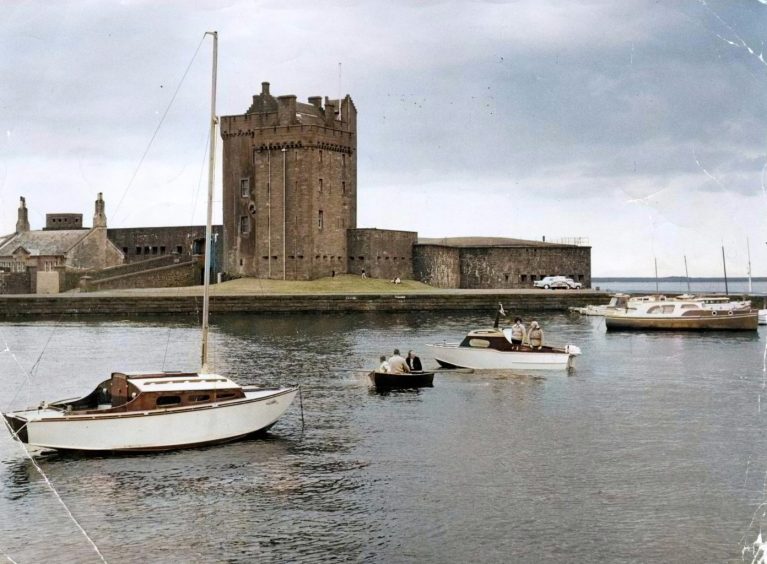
[{"xmin": 427, "ymin": 307, "xmax": 581, "ymax": 370}]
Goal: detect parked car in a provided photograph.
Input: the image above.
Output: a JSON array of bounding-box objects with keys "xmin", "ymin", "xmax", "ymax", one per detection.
[
  {"xmin": 533, "ymin": 276, "xmax": 568, "ymax": 289},
  {"xmin": 565, "ymin": 278, "xmax": 582, "ymax": 289}
]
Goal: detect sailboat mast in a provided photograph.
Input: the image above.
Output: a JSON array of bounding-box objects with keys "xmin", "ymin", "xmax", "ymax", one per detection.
[
  {"xmin": 683, "ymin": 255, "xmax": 690, "ymax": 292},
  {"xmin": 201, "ymin": 30, "xmax": 218, "ymax": 374},
  {"xmin": 654, "ymin": 257, "xmax": 659, "ymax": 295},
  {"xmin": 721, "ymin": 245, "xmax": 729, "ymax": 296},
  {"xmin": 747, "ymin": 237, "xmax": 753, "ymax": 294}
]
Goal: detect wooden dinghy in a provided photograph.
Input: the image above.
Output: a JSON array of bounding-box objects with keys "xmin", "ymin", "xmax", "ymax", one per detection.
[{"xmin": 368, "ymin": 371, "xmax": 435, "ymax": 388}]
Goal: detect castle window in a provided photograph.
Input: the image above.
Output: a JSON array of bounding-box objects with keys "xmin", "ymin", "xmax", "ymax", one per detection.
[
  {"xmin": 342, "ymin": 181, "xmax": 346, "ymax": 194},
  {"xmin": 318, "ymin": 210, "xmax": 324, "ymax": 230},
  {"xmin": 240, "ymin": 216, "xmax": 250, "ymax": 235},
  {"xmin": 122, "ymin": 247, "xmax": 128, "ymax": 255},
  {"xmin": 240, "ymin": 177, "xmax": 250, "ymax": 198},
  {"xmin": 151, "ymin": 246, "xmax": 158, "ymax": 255},
  {"xmin": 160, "ymin": 246, "xmax": 166, "ymax": 255},
  {"xmin": 319, "ymin": 150, "xmax": 323, "ymax": 163},
  {"xmin": 342, "ymin": 154, "xmax": 346, "ymax": 168},
  {"xmin": 176, "ymin": 246, "xmax": 183, "ymax": 254},
  {"xmin": 144, "ymin": 246, "xmax": 150, "ymax": 255},
  {"xmin": 136, "ymin": 247, "xmax": 142, "ymax": 255},
  {"xmin": 319, "ymin": 178, "xmax": 323, "ymax": 194},
  {"xmin": 520, "ymin": 274, "xmax": 527, "ymax": 282}
]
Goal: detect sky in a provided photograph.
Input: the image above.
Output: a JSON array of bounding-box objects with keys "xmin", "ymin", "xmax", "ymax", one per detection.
[{"xmin": 1, "ymin": 0, "xmax": 766, "ymax": 277}]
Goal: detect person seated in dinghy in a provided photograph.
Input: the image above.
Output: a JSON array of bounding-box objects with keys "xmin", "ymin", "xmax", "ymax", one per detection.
[
  {"xmin": 379, "ymin": 355, "xmax": 391, "ymax": 373},
  {"xmin": 388, "ymin": 349, "xmax": 410, "ymax": 373},
  {"xmin": 406, "ymin": 350, "xmax": 423, "ymax": 372},
  {"xmin": 528, "ymin": 321, "xmax": 544, "ymax": 350}
]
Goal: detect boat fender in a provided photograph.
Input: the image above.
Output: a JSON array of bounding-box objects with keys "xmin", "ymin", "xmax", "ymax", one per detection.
[
  {"xmin": 728, "ymin": 310, "xmax": 733, "ymax": 316},
  {"xmin": 712, "ymin": 311, "xmax": 717, "ymax": 316}
]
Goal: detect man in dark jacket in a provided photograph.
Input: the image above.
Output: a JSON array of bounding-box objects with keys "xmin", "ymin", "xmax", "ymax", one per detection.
[{"xmin": 406, "ymin": 350, "xmax": 423, "ymax": 372}]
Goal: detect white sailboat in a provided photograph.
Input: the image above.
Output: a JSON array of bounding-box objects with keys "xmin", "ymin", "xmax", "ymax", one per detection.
[{"xmin": 2, "ymin": 32, "xmax": 298, "ymax": 452}]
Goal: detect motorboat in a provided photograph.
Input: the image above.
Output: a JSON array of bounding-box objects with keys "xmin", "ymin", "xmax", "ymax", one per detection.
[
  {"xmin": 569, "ymin": 293, "xmax": 630, "ymax": 316},
  {"xmin": 759, "ymin": 309, "xmax": 767, "ymax": 325},
  {"xmin": 427, "ymin": 306, "xmax": 581, "ymax": 370},
  {"xmin": 368, "ymin": 371, "xmax": 435, "ymax": 388},
  {"xmin": 571, "ymin": 293, "xmax": 751, "ymax": 317},
  {"xmin": 605, "ymin": 299, "xmax": 758, "ymax": 331},
  {"xmin": 2, "ymin": 32, "xmax": 297, "ymax": 453}
]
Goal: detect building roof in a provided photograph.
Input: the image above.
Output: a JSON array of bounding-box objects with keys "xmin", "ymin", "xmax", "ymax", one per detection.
[
  {"xmin": 416, "ymin": 236, "xmax": 579, "ymax": 248},
  {"xmin": 0, "ymin": 229, "xmax": 89, "ymax": 257}
]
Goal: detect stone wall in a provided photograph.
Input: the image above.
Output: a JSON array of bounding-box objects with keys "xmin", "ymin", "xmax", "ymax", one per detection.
[
  {"xmin": 413, "ymin": 244, "xmax": 591, "ymax": 289},
  {"xmin": 0, "ymin": 291, "xmax": 611, "ymax": 317},
  {"xmin": 220, "ymin": 82, "xmax": 357, "ymax": 280},
  {"xmin": 0, "ymin": 271, "xmax": 31, "ymax": 294},
  {"xmin": 85, "ymin": 261, "xmax": 198, "ymax": 292},
  {"xmin": 347, "ymin": 229, "xmax": 417, "ymax": 280},
  {"xmin": 413, "ymin": 245, "xmax": 461, "ymax": 288},
  {"xmin": 36, "ymin": 271, "xmax": 60, "ymax": 294},
  {"xmin": 107, "ymin": 225, "xmax": 223, "ymax": 271},
  {"xmin": 67, "ymin": 228, "xmax": 123, "ymax": 270}
]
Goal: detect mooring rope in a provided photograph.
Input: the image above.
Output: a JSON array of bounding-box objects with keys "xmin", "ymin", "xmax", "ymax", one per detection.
[
  {"xmin": 5, "ymin": 434, "xmax": 109, "ymax": 563},
  {"xmin": 1, "ymin": 329, "xmax": 107, "ymax": 562}
]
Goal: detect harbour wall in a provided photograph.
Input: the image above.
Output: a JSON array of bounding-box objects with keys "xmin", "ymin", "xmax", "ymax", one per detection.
[{"xmin": 0, "ymin": 292, "xmax": 610, "ymax": 317}]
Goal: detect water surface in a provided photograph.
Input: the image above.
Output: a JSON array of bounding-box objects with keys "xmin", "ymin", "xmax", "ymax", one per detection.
[{"xmin": 0, "ymin": 311, "xmax": 765, "ymax": 563}]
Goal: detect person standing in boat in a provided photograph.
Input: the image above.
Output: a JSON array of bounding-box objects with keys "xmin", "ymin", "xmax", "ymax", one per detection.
[
  {"xmin": 406, "ymin": 350, "xmax": 422, "ymax": 372},
  {"xmin": 528, "ymin": 321, "xmax": 544, "ymax": 350},
  {"xmin": 378, "ymin": 355, "xmax": 390, "ymax": 373},
  {"xmin": 388, "ymin": 349, "xmax": 410, "ymax": 373},
  {"xmin": 510, "ymin": 317, "xmax": 526, "ymax": 349}
]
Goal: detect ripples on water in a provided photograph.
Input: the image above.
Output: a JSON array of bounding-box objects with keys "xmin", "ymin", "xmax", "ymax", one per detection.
[{"xmin": 0, "ymin": 311, "xmax": 765, "ymax": 563}]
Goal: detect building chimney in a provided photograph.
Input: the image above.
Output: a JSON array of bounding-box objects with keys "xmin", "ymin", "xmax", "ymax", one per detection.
[
  {"xmin": 261, "ymin": 82, "xmax": 270, "ymax": 96},
  {"xmin": 324, "ymin": 99, "xmax": 336, "ymax": 125},
  {"xmin": 542, "ymin": 235, "xmax": 546, "ymax": 242},
  {"xmin": 308, "ymin": 96, "xmax": 322, "ymax": 108},
  {"xmin": 16, "ymin": 197, "xmax": 29, "ymax": 233},
  {"xmin": 93, "ymin": 192, "xmax": 107, "ymax": 228}
]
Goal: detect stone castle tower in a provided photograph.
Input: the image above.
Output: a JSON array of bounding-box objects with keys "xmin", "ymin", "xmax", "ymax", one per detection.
[{"xmin": 219, "ymin": 82, "xmax": 357, "ymax": 279}]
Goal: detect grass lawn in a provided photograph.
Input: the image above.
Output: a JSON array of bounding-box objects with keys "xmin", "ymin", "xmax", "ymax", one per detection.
[{"xmin": 91, "ymin": 274, "xmax": 445, "ymax": 296}]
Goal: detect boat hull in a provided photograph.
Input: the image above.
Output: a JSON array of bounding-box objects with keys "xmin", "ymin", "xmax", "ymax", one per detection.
[
  {"xmin": 605, "ymin": 312, "xmax": 758, "ymax": 331},
  {"xmin": 369, "ymin": 371, "xmax": 434, "ymax": 388},
  {"xmin": 427, "ymin": 343, "xmax": 576, "ymax": 370},
  {"xmin": 4, "ymin": 388, "xmax": 297, "ymax": 453}
]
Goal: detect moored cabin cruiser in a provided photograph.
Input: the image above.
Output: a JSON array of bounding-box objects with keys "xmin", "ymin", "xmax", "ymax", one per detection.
[
  {"xmin": 427, "ymin": 306, "xmax": 581, "ymax": 370},
  {"xmin": 3, "ymin": 372, "xmax": 298, "ymax": 452},
  {"xmin": 604, "ymin": 299, "xmax": 758, "ymax": 331}
]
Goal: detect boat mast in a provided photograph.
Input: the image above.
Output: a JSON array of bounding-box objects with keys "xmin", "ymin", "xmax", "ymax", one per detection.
[
  {"xmin": 683, "ymin": 255, "xmax": 690, "ymax": 293},
  {"xmin": 654, "ymin": 257, "xmax": 659, "ymax": 295},
  {"xmin": 747, "ymin": 237, "xmax": 753, "ymax": 294},
  {"xmin": 721, "ymin": 245, "xmax": 729, "ymax": 296},
  {"xmin": 201, "ymin": 30, "xmax": 218, "ymax": 374}
]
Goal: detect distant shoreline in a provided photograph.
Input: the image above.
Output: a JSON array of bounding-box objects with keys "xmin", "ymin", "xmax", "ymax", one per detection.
[{"xmin": 593, "ymin": 277, "xmax": 767, "ymax": 282}]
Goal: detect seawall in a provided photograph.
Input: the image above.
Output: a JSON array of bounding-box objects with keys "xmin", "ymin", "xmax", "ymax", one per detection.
[{"xmin": 0, "ymin": 291, "xmax": 611, "ymax": 317}]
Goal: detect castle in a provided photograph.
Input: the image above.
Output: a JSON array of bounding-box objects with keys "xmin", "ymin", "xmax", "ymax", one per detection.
[{"xmin": 0, "ymin": 83, "xmax": 590, "ymax": 294}]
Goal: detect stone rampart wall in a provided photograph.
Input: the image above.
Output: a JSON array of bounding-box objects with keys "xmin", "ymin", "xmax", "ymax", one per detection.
[
  {"xmin": 348, "ymin": 229, "xmax": 416, "ymax": 280},
  {"xmin": 412, "ymin": 245, "xmax": 461, "ymax": 288}
]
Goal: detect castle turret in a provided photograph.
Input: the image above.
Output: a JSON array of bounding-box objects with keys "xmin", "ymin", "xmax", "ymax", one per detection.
[
  {"xmin": 16, "ymin": 197, "xmax": 29, "ymax": 233},
  {"xmin": 93, "ymin": 192, "xmax": 107, "ymax": 228}
]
